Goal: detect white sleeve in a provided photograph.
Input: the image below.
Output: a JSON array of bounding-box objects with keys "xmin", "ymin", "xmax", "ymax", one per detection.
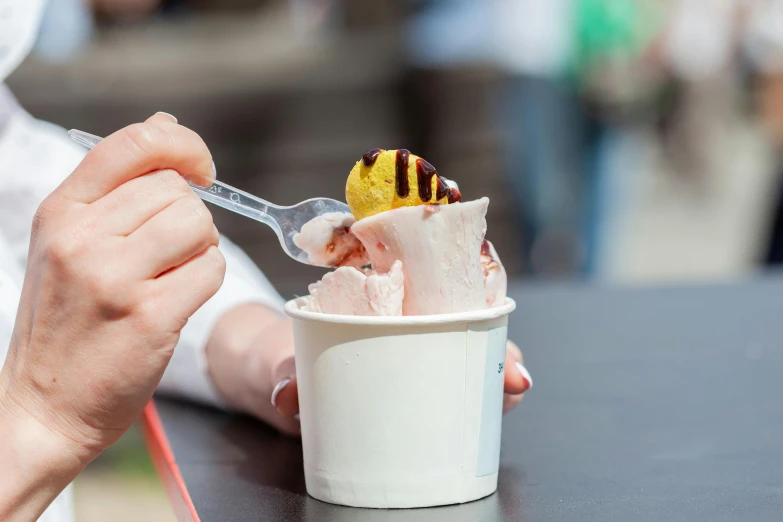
[
  {"xmin": 156, "ymin": 235, "xmax": 285, "ymax": 407},
  {"xmin": 0, "ymin": 243, "xmax": 23, "ymax": 368},
  {"xmin": 0, "ymin": 93, "xmax": 86, "ymax": 269}
]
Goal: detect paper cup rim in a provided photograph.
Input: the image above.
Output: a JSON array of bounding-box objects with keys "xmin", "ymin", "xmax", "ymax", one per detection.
[{"xmin": 284, "ymin": 297, "xmax": 516, "ymax": 326}]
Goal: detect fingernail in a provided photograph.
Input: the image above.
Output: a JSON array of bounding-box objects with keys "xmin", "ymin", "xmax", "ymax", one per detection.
[
  {"xmin": 515, "ymin": 361, "xmax": 532, "ymax": 392},
  {"xmin": 270, "ymin": 378, "xmax": 291, "ymax": 408},
  {"xmin": 183, "ymin": 174, "xmax": 210, "ymax": 188},
  {"xmin": 211, "ymin": 161, "xmax": 217, "ymax": 178},
  {"xmin": 155, "ymin": 111, "xmax": 178, "ymax": 123}
]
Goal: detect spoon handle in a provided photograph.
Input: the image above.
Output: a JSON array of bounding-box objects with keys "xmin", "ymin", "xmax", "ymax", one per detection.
[
  {"xmin": 189, "ymin": 179, "xmax": 280, "ymax": 231},
  {"xmin": 67, "ymin": 129, "xmax": 281, "ymax": 231}
]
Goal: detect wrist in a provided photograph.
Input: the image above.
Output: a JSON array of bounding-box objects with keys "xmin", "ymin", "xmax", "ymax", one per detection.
[
  {"xmin": 205, "ymin": 303, "xmax": 282, "ymax": 412},
  {"xmin": 0, "ymin": 385, "xmax": 97, "ymax": 521}
]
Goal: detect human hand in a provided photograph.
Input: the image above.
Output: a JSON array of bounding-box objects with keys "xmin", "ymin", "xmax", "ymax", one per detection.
[
  {"xmin": 502, "ymin": 340, "xmax": 532, "ymax": 413},
  {"xmin": 207, "ymin": 306, "xmax": 531, "ymax": 435},
  {"xmin": 206, "ymin": 304, "xmax": 300, "ymax": 435},
  {"xmin": 0, "ymin": 113, "xmax": 225, "ymax": 520}
]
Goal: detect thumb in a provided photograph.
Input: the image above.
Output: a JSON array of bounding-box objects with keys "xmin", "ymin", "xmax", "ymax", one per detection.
[
  {"xmin": 241, "ymin": 318, "xmax": 300, "ymax": 436},
  {"xmin": 270, "ymin": 358, "xmax": 299, "ymax": 418},
  {"xmin": 206, "ymin": 306, "xmax": 300, "ymax": 436}
]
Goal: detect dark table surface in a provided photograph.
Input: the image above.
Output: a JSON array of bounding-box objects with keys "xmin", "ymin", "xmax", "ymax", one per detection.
[{"xmin": 151, "ymin": 278, "xmax": 783, "ymax": 521}]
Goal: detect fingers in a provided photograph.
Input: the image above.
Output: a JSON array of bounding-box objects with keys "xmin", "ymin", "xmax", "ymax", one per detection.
[
  {"xmin": 57, "ymin": 115, "xmax": 214, "ymax": 205},
  {"xmin": 150, "ymin": 245, "xmax": 226, "ymax": 323},
  {"xmin": 206, "ymin": 308, "xmax": 301, "ymax": 436},
  {"xmin": 91, "ymin": 170, "xmax": 194, "ymax": 236},
  {"xmin": 147, "ymin": 112, "xmax": 178, "ymax": 125},
  {"xmin": 504, "ymin": 392, "xmax": 523, "ymax": 413},
  {"xmin": 267, "ymin": 367, "xmax": 301, "ymax": 436},
  {"xmin": 247, "ymin": 319, "xmax": 300, "ymax": 436},
  {"xmin": 506, "ymin": 340, "xmax": 523, "ymax": 364},
  {"xmin": 503, "ymin": 340, "xmax": 531, "ymax": 414},
  {"xmin": 269, "ymin": 378, "xmax": 301, "ymax": 436},
  {"xmin": 125, "ymin": 193, "xmax": 219, "ymax": 278},
  {"xmin": 503, "ymin": 341, "xmax": 531, "ymax": 395},
  {"xmin": 271, "ymin": 376, "xmax": 299, "ymax": 418}
]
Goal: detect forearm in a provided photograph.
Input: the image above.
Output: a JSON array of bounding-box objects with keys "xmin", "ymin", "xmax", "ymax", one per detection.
[{"xmin": 0, "ymin": 391, "xmax": 93, "ymax": 521}]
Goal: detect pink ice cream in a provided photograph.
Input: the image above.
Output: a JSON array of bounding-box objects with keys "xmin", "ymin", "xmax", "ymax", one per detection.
[
  {"xmin": 293, "ymin": 212, "xmax": 369, "ymax": 269},
  {"xmin": 303, "ymin": 260, "xmax": 404, "ymax": 316},
  {"xmin": 351, "ymin": 198, "xmax": 490, "ymax": 315},
  {"xmin": 481, "ymin": 239, "xmax": 507, "ymax": 308},
  {"xmin": 295, "ymin": 198, "xmax": 507, "ymax": 316}
]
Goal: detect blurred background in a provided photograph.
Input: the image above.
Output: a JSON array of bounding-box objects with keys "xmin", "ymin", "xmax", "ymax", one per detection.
[{"xmin": 8, "ymin": 0, "xmax": 783, "ymax": 519}]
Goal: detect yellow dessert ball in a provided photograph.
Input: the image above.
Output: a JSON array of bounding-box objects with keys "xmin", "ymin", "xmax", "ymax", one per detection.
[{"xmin": 346, "ymin": 149, "xmax": 453, "ymax": 220}]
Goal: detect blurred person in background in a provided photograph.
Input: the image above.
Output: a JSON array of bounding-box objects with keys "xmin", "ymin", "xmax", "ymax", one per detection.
[
  {"xmin": 405, "ymin": 0, "xmax": 584, "ymax": 276},
  {"xmin": 494, "ymin": 0, "xmax": 667, "ymax": 277},
  {"xmin": 745, "ymin": 0, "xmax": 783, "ymax": 265},
  {"xmin": 654, "ymin": 0, "xmax": 783, "ymax": 267},
  {"xmin": 0, "ymin": 2, "xmax": 530, "ymax": 520},
  {"xmin": 403, "ymin": 0, "xmax": 495, "ymax": 159},
  {"xmin": 35, "ymin": 0, "xmax": 164, "ymax": 63},
  {"xmin": 570, "ymin": 0, "xmax": 669, "ymax": 276},
  {"xmin": 659, "ymin": 0, "xmax": 742, "ymax": 187},
  {"xmin": 492, "ymin": 0, "xmax": 580, "ymax": 277}
]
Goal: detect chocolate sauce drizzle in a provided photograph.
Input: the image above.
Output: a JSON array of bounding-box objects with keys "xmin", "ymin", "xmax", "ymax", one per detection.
[
  {"xmin": 396, "ymin": 152, "xmax": 462, "ymax": 204},
  {"xmin": 416, "ymin": 159, "xmax": 451, "ymax": 202},
  {"xmin": 362, "ymin": 148, "xmax": 463, "ymax": 204},
  {"xmin": 395, "ymin": 149, "xmax": 411, "ymax": 198},
  {"xmin": 362, "ymin": 148, "xmax": 383, "ymax": 167},
  {"xmin": 481, "ymin": 239, "xmax": 492, "ymax": 257}
]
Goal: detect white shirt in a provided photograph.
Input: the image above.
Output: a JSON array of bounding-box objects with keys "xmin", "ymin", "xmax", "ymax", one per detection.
[
  {"xmin": 664, "ymin": 0, "xmax": 783, "ymax": 80},
  {"xmin": 404, "ymin": 0, "xmax": 572, "ymax": 76},
  {"xmin": 663, "ymin": 0, "xmax": 740, "ymax": 81},
  {"xmin": 491, "ymin": 0, "xmax": 573, "ymax": 77},
  {"xmin": 0, "ymin": 85, "xmax": 284, "ymax": 521},
  {"xmin": 743, "ymin": 0, "xmax": 783, "ymax": 73}
]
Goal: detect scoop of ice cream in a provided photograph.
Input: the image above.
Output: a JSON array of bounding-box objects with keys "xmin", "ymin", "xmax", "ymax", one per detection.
[
  {"xmin": 351, "ymin": 198, "xmax": 489, "ymax": 315},
  {"xmin": 293, "ymin": 212, "xmax": 370, "ymax": 268},
  {"xmin": 303, "ymin": 260, "xmax": 404, "ymax": 316},
  {"xmin": 481, "ymin": 240, "xmax": 507, "ymax": 308},
  {"xmin": 346, "ymin": 149, "xmax": 462, "ymax": 221}
]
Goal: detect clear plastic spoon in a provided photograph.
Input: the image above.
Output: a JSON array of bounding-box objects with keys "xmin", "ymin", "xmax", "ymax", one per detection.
[{"xmin": 68, "ymin": 129, "xmax": 350, "ymax": 267}]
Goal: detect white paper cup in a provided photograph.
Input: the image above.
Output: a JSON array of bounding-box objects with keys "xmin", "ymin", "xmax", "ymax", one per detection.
[{"xmin": 285, "ymin": 297, "xmax": 517, "ymax": 509}]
